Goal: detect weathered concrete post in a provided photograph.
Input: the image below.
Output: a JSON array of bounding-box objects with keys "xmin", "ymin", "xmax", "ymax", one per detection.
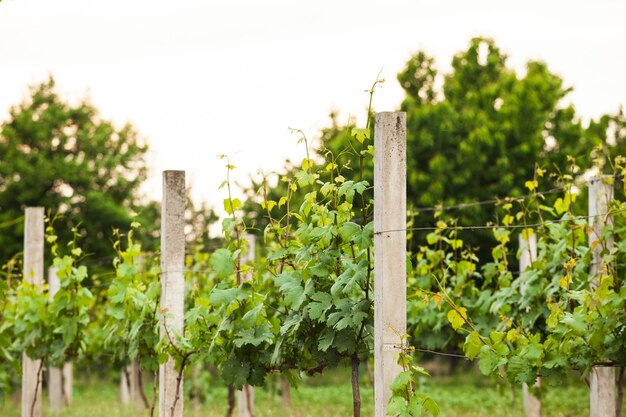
[
  {"xmin": 120, "ymin": 369, "xmax": 131, "ymax": 404},
  {"xmin": 130, "ymin": 358, "xmax": 147, "ymax": 411},
  {"xmin": 62, "ymin": 362, "xmax": 72, "ymax": 405},
  {"xmin": 238, "ymin": 234, "xmax": 256, "ymax": 417},
  {"xmin": 518, "ymin": 234, "xmax": 541, "ymax": 417},
  {"xmin": 48, "ymin": 267, "xmax": 64, "ymax": 413},
  {"xmin": 374, "ymin": 112, "xmax": 407, "ymax": 417},
  {"xmin": 22, "ymin": 207, "xmax": 44, "ymax": 417},
  {"xmin": 159, "ymin": 171, "xmax": 186, "ymax": 417},
  {"xmin": 588, "ymin": 176, "xmax": 616, "ymax": 417},
  {"xmin": 121, "ymin": 353, "xmax": 145, "ymax": 408}
]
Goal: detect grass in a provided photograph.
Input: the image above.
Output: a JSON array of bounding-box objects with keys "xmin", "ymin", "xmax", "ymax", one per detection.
[{"xmin": 1, "ymin": 368, "xmax": 590, "ymax": 417}]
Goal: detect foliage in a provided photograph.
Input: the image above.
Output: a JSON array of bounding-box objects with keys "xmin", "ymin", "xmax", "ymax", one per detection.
[
  {"xmin": 413, "ymin": 163, "xmax": 626, "ymax": 390},
  {"xmin": 102, "ymin": 223, "xmax": 161, "ymax": 374},
  {"xmin": 0, "ymin": 77, "xmax": 149, "ymax": 267},
  {"xmin": 387, "ymin": 335, "xmax": 439, "ymax": 417},
  {"xmin": 0, "ymin": 219, "xmax": 94, "ymax": 406}
]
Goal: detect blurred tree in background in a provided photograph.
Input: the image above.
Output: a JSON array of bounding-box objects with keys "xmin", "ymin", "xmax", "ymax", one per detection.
[
  {"xmin": 0, "ymin": 77, "xmax": 218, "ymax": 269},
  {"xmin": 399, "ymin": 37, "xmax": 625, "ymax": 227},
  {"xmin": 0, "ymin": 77, "xmax": 149, "ymax": 265}
]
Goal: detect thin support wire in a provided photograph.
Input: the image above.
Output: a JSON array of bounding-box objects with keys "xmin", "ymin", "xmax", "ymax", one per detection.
[
  {"xmin": 375, "ymin": 208, "xmax": 626, "ymax": 235},
  {"xmin": 411, "ymin": 187, "xmax": 564, "ymax": 214}
]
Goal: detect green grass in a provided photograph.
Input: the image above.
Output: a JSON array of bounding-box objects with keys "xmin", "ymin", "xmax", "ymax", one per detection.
[{"xmin": 1, "ymin": 370, "xmax": 590, "ymax": 417}]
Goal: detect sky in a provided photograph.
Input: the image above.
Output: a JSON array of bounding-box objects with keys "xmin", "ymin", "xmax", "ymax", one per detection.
[{"xmin": 1, "ymin": 0, "xmax": 625, "ymax": 215}]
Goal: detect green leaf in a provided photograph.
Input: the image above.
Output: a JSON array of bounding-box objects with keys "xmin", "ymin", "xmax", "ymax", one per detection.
[
  {"xmin": 281, "ymin": 314, "xmax": 303, "ymax": 335},
  {"xmin": 525, "ymin": 180, "xmax": 538, "ymax": 191},
  {"xmin": 561, "ymin": 312, "xmax": 587, "ymax": 335},
  {"xmin": 554, "ymin": 196, "xmax": 570, "ymax": 214},
  {"xmin": 354, "ymin": 222, "xmax": 373, "ymax": 249},
  {"xmin": 106, "ymin": 304, "xmax": 124, "ymax": 320},
  {"xmin": 240, "ymin": 304, "xmax": 264, "ymax": 327},
  {"xmin": 506, "ymin": 355, "xmax": 535, "ymax": 384},
  {"xmin": 210, "ymin": 248, "xmax": 235, "ymax": 278},
  {"xmin": 266, "ymin": 200, "xmax": 277, "ymax": 211},
  {"xmin": 423, "ymin": 397, "xmax": 440, "ymax": 417},
  {"xmin": 74, "ymin": 265, "xmax": 88, "ymax": 283},
  {"xmin": 221, "ymin": 355, "xmax": 249, "ymax": 389},
  {"xmin": 407, "ymin": 395, "xmax": 422, "ymax": 415},
  {"xmin": 387, "ymin": 396, "xmax": 408, "ymax": 416},
  {"xmin": 426, "ymin": 233, "xmax": 439, "ymax": 245},
  {"xmin": 209, "ymin": 288, "xmax": 239, "ymax": 307},
  {"xmin": 317, "ymin": 330, "xmax": 334, "ymax": 351},
  {"xmin": 339, "ymin": 222, "xmax": 360, "ymax": 242},
  {"xmin": 308, "ymin": 292, "xmax": 332, "ymax": 320},
  {"xmin": 61, "ymin": 320, "xmax": 77, "ymax": 345},
  {"xmin": 389, "ymin": 370, "xmax": 411, "ymax": 393},
  {"xmin": 478, "ymin": 345, "xmax": 500, "ymax": 375},
  {"xmin": 489, "ymin": 331, "xmax": 505, "ymax": 344},
  {"xmin": 320, "ymin": 181, "xmax": 336, "ymax": 197},
  {"xmin": 275, "ymin": 272, "xmax": 306, "ymax": 309},
  {"xmin": 233, "ymin": 324, "xmax": 273, "ymax": 347},
  {"xmin": 464, "ymin": 331, "xmax": 482, "ymax": 360},
  {"xmin": 447, "ymin": 308, "xmax": 467, "ymax": 331},
  {"xmin": 295, "ymin": 170, "xmax": 316, "ymax": 186},
  {"xmin": 223, "ymin": 197, "xmax": 242, "ymax": 215},
  {"xmin": 520, "ymin": 342, "xmax": 543, "ymax": 363},
  {"xmin": 351, "ymin": 128, "xmax": 370, "ymax": 144},
  {"xmin": 331, "ymin": 262, "xmax": 366, "ymax": 295}
]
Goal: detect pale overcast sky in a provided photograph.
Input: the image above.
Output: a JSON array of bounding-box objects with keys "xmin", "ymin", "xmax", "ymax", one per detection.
[{"xmin": 1, "ymin": 0, "xmax": 625, "ymax": 214}]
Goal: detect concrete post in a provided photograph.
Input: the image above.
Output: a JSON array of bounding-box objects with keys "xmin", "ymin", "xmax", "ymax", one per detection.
[
  {"xmin": 159, "ymin": 171, "xmax": 186, "ymax": 417},
  {"xmin": 22, "ymin": 207, "xmax": 44, "ymax": 417},
  {"xmin": 48, "ymin": 267, "xmax": 64, "ymax": 413},
  {"xmin": 518, "ymin": 234, "xmax": 541, "ymax": 417},
  {"xmin": 62, "ymin": 362, "xmax": 73, "ymax": 405},
  {"xmin": 120, "ymin": 369, "xmax": 131, "ymax": 404},
  {"xmin": 130, "ymin": 358, "xmax": 147, "ymax": 411},
  {"xmin": 374, "ymin": 112, "xmax": 407, "ymax": 417},
  {"xmin": 238, "ymin": 234, "xmax": 256, "ymax": 417},
  {"xmin": 588, "ymin": 176, "xmax": 616, "ymax": 417}
]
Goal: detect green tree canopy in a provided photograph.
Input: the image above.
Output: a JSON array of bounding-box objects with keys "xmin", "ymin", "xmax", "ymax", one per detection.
[
  {"xmin": 399, "ymin": 37, "xmax": 625, "ymax": 224},
  {"xmin": 0, "ymin": 77, "xmax": 150, "ymax": 264}
]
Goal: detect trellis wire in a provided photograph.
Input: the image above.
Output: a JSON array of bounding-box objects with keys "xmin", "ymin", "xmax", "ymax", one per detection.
[{"xmin": 376, "ymin": 208, "xmax": 626, "ymax": 235}]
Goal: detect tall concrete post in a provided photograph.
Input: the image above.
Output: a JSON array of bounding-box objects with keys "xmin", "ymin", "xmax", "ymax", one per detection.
[
  {"xmin": 238, "ymin": 234, "xmax": 256, "ymax": 417},
  {"xmin": 374, "ymin": 112, "xmax": 407, "ymax": 417},
  {"xmin": 48, "ymin": 267, "xmax": 64, "ymax": 413},
  {"xmin": 518, "ymin": 234, "xmax": 541, "ymax": 417},
  {"xmin": 588, "ymin": 176, "xmax": 616, "ymax": 417},
  {"xmin": 159, "ymin": 171, "xmax": 186, "ymax": 417},
  {"xmin": 22, "ymin": 207, "xmax": 44, "ymax": 417}
]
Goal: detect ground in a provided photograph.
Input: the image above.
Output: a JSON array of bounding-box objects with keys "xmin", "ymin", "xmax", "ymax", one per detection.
[{"xmin": 1, "ymin": 368, "xmax": 590, "ymax": 417}]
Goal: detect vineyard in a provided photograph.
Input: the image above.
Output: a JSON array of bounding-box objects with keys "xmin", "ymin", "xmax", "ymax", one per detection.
[{"xmin": 1, "ymin": 101, "xmax": 626, "ymax": 417}]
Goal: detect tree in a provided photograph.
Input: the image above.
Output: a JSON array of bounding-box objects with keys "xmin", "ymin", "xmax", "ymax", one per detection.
[
  {"xmin": 399, "ymin": 37, "xmax": 626, "ymax": 242},
  {"xmin": 0, "ymin": 77, "xmax": 150, "ymax": 265}
]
